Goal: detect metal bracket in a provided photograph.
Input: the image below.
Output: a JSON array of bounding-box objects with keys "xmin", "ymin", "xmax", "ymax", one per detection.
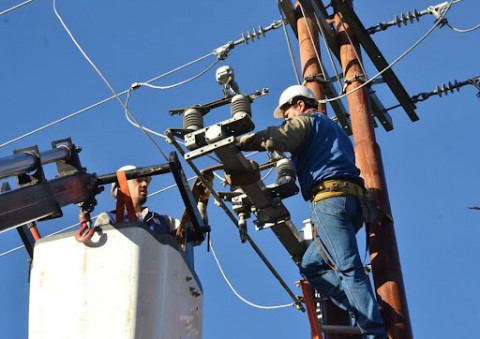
[{"xmin": 184, "ymin": 112, "xmax": 254, "ymax": 152}]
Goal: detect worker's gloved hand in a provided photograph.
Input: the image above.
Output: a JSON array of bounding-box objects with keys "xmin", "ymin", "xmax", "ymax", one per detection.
[{"xmin": 224, "ymin": 160, "xmax": 260, "ymax": 186}]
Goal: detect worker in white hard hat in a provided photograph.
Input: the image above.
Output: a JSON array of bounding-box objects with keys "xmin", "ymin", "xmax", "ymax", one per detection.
[
  {"xmin": 94, "ymin": 165, "xmax": 179, "ymax": 237},
  {"xmin": 238, "ymin": 85, "xmax": 387, "ymax": 338}
]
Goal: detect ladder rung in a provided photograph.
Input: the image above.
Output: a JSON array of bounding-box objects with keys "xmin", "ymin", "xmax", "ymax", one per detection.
[{"xmin": 322, "ymin": 325, "xmax": 362, "ymax": 334}]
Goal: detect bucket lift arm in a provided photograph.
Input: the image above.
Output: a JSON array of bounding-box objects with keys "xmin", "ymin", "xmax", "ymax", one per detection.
[{"xmin": 0, "ymin": 139, "xmax": 207, "ymax": 246}]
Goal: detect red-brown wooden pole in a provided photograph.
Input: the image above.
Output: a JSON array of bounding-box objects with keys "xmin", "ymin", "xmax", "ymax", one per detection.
[
  {"xmin": 333, "ymin": 2, "xmax": 413, "ymax": 338},
  {"xmin": 295, "ymin": 3, "xmax": 351, "ymax": 339},
  {"xmin": 296, "ymin": 3, "xmax": 326, "ymax": 113}
]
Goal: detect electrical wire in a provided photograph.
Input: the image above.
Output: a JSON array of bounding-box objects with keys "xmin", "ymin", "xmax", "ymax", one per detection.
[
  {"xmin": 262, "ymin": 166, "xmax": 275, "ymax": 181},
  {"xmin": 0, "ymin": 95, "xmax": 115, "ymax": 149},
  {"xmin": 446, "ymin": 22, "xmax": 480, "ymax": 33},
  {"xmin": 123, "ymin": 89, "xmax": 169, "ymax": 140},
  {"xmin": 133, "ymin": 59, "xmax": 220, "ymax": 90},
  {"xmin": 277, "ymin": 2, "xmax": 301, "ymax": 85},
  {"xmin": 0, "ymin": 31, "xmax": 215, "ymax": 150},
  {"xmin": 209, "ymin": 238, "xmax": 295, "ymax": 310},
  {"xmin": 53, "ymin": 0, "xmax": 170, "ymax": 162},
  {"xmin": 0, "ymin": 13, "xmax": 275, "ymax": 150},
  {"xmin": 0, "ymin": 0, "xmax": 33, "ymax": 16}
]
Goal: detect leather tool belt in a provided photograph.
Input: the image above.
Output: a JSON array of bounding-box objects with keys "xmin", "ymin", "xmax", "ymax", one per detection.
[{"xmin": 311, "ymin": 179, "xmax": 366, "ymax": 203}]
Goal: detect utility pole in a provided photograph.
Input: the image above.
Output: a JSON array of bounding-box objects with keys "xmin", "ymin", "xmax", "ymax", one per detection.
[
  {"xmin": 296, "ymin": 3, "xmax": 326, "ymax": 114},
  {"xmin": 333, "ymin": 1, "xmax": 413, "ymax": 338},
  {"xmin": 296, "ymin": 3, "xmax": 350, "ymax": 338}
]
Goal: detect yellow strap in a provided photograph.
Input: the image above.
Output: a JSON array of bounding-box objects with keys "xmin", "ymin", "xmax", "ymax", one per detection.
[
  {"xmin": 311, "ymin": 179, "xmax": 365, "ymax": 203},
  {"xmin": 311, "ymin": 190, "xmax": 348, "ymax": 203}
]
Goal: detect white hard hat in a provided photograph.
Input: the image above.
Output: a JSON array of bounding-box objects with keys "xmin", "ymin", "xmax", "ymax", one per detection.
[
  {"xmin": 273, "ymin": 85, "xmax": 318, "ymax": 119},
  {"xmin": 111, "ymin": 165, "xmax": 151, "ymax": 198}
]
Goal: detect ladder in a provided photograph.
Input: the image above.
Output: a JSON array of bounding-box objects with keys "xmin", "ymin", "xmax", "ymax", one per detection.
[{"xmin": 300, "ymin": 280, "xmax": 362, "ymax": 339}]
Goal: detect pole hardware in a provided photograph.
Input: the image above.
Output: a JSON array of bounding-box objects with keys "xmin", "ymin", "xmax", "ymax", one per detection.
[{"xmin": 366, "ymin": 0, "xmax": 463, "ymax": 34}]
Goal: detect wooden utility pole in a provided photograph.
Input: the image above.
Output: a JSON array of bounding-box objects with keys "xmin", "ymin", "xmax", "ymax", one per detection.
[
  {"xmin": 296, "ymin": 3, "xmax": 351, "ymax": 339},
  {"xmin": 333, "ymin": 1, "xmax": 413, "ymax": 338},
  {"xmin": 296, "ymin": 3, "xmax": 326, "ymax": 114}
]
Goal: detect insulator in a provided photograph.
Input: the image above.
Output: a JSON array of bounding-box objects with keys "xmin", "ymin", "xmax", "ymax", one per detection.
[
  {"xmin": 434, "ymin": 80, "xmax": 461, "ymax": 97},
  {"xmin": 242, "ymin": 26, "xmax": 266, "ymax": 45},
  {"xmin": 394, "ymin": 9, "xmax": 421, "ymax": 27},
  {"xmin": 230, "ymin": 94, "xmax": 251, "ymax": 118},
  {"xmin": 368, "ymin": 8, "xmax": 426, "ymax": 34},
  {"xmin": 183, "ymin": 108, "xmax": 203, "ymax": 131},
  {"xmin": 409, "ymin": 77, "xmax": 478, "ymax": 104},
  {"xmin": 276, "ymin": 158, "xmax": 296, "ymax": 185}
]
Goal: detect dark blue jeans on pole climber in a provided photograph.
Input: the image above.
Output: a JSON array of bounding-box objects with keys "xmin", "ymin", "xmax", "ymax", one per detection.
[{"xmin": 299, "ymin": 195, "xmax": 387, "ymax": 339}]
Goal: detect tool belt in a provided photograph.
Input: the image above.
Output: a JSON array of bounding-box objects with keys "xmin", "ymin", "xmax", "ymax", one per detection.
[{"xmin": 311, "ymin": 179, "xmax": 366, "ymax": 203}]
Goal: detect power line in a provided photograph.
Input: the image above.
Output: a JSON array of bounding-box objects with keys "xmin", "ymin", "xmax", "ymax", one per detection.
[
  {"xmin": 0, "ymin": 0, "xmax": 34, "ymax": 16},
  {"xmin": 209, "ymin": 238, "xmax": 296, "ymax": 310},
  {"xmin": 0, "ymin": 18, "xmax": 283, "ymax": 149},
  {"xmin": 52, "ymin": 0, "xmax": 170, "ymax": 162}
]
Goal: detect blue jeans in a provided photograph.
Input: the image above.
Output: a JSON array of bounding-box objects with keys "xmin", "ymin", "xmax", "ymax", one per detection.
[{"xmin": 299, "ymin": 196, "xmax": 387, "ymax": 339}]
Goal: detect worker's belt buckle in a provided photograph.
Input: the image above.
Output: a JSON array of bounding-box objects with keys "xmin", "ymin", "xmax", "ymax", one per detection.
[{"xmin": 311, "ymin": 179, "xmax": 365, "ymax": 203}]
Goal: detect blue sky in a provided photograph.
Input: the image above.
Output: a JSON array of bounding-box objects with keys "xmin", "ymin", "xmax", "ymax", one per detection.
[{"xmin": 0, "ymin": 1, "xmax": 479, "ymax": 338}]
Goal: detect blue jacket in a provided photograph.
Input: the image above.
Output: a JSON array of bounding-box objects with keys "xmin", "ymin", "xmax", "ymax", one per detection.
[{"xmin": 292, "ymin": 113, "xmax": 362, "ymax": 200}]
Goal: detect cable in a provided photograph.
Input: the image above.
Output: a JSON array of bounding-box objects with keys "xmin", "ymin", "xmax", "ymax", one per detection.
[
  {"xmin": 0, "ymin": 0, "xmax": 33, "ymax": 16},
  {"xmin": 0, "ymin": 34, "xmax": 214, "ymax": 150},
  {"xmin": 446, "ymin": 22, "xmax": 480, "ymax": 33},
  {"xmin": 0, "ymin": 16, "xmax": 278, "ymax": 149},
  {"xmin": 209, "ymin": 238, "xmax": 295, "ymax": 310},
  {"xmin": 262, "ymin": 167, "xmax": 275, "ymax": 181},
  {"xmin": 277, "ymin": 2, "xmax": 301, "ymax": 85},
  {"xmin": 0, "ymin": 95, "xmax": 115, "ymax": 149},
  {"xmin": 132, "ymin": 59, "xmax": 220, "ymax": 91},
  {"xmin": 53, "ymin": 0, "xmax": 170, "ymax": 162},
  {"xmin": 123, "ymin": 89, "xmax": 169, "ymax": 139}
]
